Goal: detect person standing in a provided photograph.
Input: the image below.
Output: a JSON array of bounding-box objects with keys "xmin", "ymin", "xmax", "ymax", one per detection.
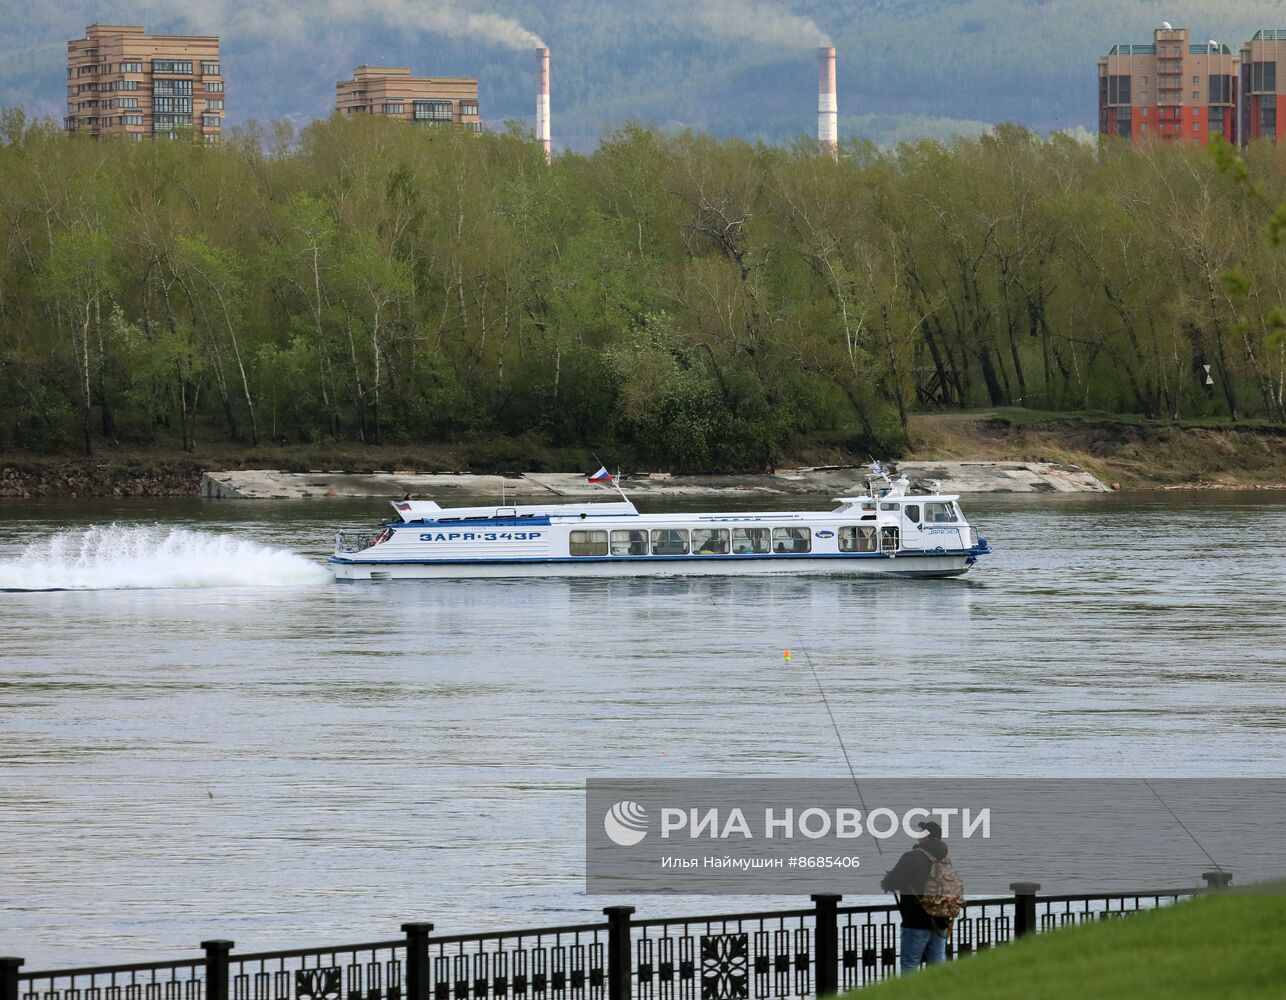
[{"xmin": 880, "ymin": 821, "xmax": 953, "ymax": 973}]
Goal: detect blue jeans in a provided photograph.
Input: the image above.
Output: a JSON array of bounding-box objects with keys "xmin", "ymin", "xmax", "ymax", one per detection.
[{"xmin": 900, "ymin": 926, "xmax": 946, "ymax": 973}]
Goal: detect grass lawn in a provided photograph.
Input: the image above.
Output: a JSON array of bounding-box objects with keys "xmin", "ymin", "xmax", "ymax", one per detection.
[{"xmin": 855, "ymin": 890, "xmax": 1286, "ymax": 998}]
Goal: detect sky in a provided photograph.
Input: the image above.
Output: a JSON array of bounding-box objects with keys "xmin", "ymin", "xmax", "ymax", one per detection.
[{"xmin": 7, "ymin": 1, "xmax": 1286, "ymax": 148}]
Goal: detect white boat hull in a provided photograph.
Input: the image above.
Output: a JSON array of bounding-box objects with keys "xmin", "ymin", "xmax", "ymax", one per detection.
[{"xmin": 331, "ymin": 553, "xmax": 974, "ymax": 581}]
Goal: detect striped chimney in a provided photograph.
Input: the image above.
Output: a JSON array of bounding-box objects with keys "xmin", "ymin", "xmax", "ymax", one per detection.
[
  {"xmin": 536, "ymin": 46, "xmax": 551, "ymax": 163},
  {"xmin": 818, "ymin": 46, "xmax": 838, "ymax": 156}
]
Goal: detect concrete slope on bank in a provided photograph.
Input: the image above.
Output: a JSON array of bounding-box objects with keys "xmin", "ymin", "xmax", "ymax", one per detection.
[{"xmin": 202, "ymin": 461, "xmax": 1109, "ymax": 500}]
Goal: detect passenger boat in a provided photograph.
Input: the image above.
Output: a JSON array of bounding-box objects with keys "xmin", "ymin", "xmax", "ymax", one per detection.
[{"xmin": 330, "ymin": 469, "xmax": 991, "ymax": 581}]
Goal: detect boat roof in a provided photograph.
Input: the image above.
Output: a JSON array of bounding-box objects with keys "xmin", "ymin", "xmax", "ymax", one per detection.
[{"xmin": 391, "ymin": 492, "xmax": 961, "ymax": 524}]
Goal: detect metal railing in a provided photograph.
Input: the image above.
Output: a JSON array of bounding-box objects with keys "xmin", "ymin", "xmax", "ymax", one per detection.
[
  {"xmin": 1, "ymin": 877, "xmax": 1230, "ymax": 1000},
  {"xmin": 335, "ymin": 531, "xmax": 378, "ymax": 554}
]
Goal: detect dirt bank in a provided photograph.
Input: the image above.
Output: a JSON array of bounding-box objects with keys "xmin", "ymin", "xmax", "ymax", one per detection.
[{"xmin": 908, "ymin": 412, "xmax": 1286, "ymax": 489}]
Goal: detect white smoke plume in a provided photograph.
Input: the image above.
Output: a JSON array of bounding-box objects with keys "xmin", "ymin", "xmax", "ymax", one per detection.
[
  {"xmin": 172, "ymin": 0, "xmax": 545, "ymax": 50},
  {"xmin": 689, "ymin": 1, "xmax": 831, "ymax": 50}
]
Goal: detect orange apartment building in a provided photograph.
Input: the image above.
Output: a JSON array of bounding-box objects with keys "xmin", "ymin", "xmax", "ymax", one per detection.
[
  {"xmin": 1098, "ymin": 25, "xmax": 1237, "ymax": 146},
  {"xmin": 335, "ymin": 67, "xmax": 480, "ymax": 130},
  {"xmin": 66, "ymin": 24, "xmax": 223, "ymax": 141},
  {"xmin": 1239, "ymin": 30, "xmax": 1286, "ymax": 144}
]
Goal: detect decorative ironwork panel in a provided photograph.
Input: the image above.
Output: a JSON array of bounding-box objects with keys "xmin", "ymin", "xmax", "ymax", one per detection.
[
  {"xmin": 295, "ymin": 969, "xmax": 341, "ymax": 1000},
  {"xmin": 697, "ymin": 935, "xmax": 747, "ymax": 1000}
]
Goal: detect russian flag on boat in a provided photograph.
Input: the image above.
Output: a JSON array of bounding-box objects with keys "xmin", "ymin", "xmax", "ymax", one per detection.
[
  {"xmin": 587, "ymin": 466, "xmax": 612, "ymax": 483},
  {"xmin": 394, "ymin": 501, "xmax": 412, "ymax": 511}
]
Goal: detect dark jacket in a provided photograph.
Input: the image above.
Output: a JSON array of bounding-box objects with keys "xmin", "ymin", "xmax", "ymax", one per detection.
[{"xmin": 879, "ymin": 838, "xmax": 949, "ymax": 931}]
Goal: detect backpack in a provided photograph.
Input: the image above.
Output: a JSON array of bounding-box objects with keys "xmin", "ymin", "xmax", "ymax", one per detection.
[{"xmin": 915, "ymin": 847, "xmax": 964, "ymax": 920}]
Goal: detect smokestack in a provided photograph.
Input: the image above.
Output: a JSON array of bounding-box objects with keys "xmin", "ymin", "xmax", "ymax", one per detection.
[
  {"xmin": 818, "ymin": 46, "xmax": 837, "ymax": 157},
  {"xmin": 536, "ymin": 46, "xmax": 551, "ymax": 163}
]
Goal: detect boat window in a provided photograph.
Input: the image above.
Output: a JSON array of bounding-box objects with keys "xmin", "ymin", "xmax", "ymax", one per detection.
[
  {"xmin": 881, "ymin": 502, "xmax": 899, "ymax": 511},
  {"xmin": 692, "ymin": 528, "xmax": 730, "ymax": 555},
  {"xmin": 924, "ymin": 501, "xmax": 956, "ymax": 523},
  {"xmin": 732, "ymin": 527, "xmax": 771, "ymax": 554},
  {"xmin": 839, "ymin": 526, "xmax": 878, "ymax": 553},
  {"xmin": 904, "ymin": 504, "xmax": 921, "ymax": 523},
  {"xmin": 651, "ymin": 528, "xmax": 690, "ymax": 555},
  {"xmin": 881, "ymin": 525, "xmax": 900, "ymax": 552},
  {"xmin": 569, "ymin": 530, "xmax": 609, "ymax": 556},
  {"xmin": 861, "ymin": 502, "xmax": 876, "ymax": 512},
  {"xmin": 610, "ymin": 529, "xmax": 648, "ymax": 556},
  {"xmin": 772, "ymin": 527, "xmax": 811, "ymax": 554}
]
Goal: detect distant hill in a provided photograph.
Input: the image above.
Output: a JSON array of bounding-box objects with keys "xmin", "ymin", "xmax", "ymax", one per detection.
[{"xmin": 8, "ymin": 1, "xmax": 1286, "ymax": 148}]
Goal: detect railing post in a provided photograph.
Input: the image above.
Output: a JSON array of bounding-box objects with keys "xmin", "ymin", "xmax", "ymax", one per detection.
[
  {"xmin": 201, "ymin": 940, "xmax": 233, "ymax": 1000},
  {"xmin": 1, "ymin": 957, "xmax": 24, "ymax": 1000},
  {"xmin": 1009, "ymin": 883, "xmax": 1040, "ymax": 939},
  {"xmin": 402, "ymin": 922, "xmax": 434, "ymax": 1000},
  {"xmin": 603, "ymin": 905, "xmax": 635, "ymax": 1000},
  {"xmin": 1202, "ymin": 871, "xmax": 1233, "ymax": 891},
  {"xmin": 811, "ymin": 894, "xmax": 841, "ymax": 998}
]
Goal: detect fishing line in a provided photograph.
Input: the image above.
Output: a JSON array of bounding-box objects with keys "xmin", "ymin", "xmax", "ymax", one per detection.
[
  {"xmin": 705, "ymin": 586, "xmax": 883, "ymax": 857},
  {"xmin": 1115, "ymin": 748, "xmax": 1224, "ymax": 874}
]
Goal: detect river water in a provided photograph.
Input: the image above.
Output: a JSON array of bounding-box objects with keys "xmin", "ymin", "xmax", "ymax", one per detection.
[{"xmin": 1, "ymin": 492, "xmax": 1283, "ymax": 966}]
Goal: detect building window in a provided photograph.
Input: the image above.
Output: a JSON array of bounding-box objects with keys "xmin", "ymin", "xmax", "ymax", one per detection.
[
  {"xmin": 1252, "ymin": 61, "xmax": 1278, "ymax": 92},
  {"xmin": 110, "ymin": 80, "xmax": 139, "ymax": 91},
  {"xmin": 461, "ymin": 103, "xmax": 479, "ymax": 116},
  {"xmin": 466, "ymin": 121, "xmax": 482, "ymax": 133},
  {"xmin": 568, "ymin": 530, "xmax": 609, "ymax": 556},
  {"xmin": 203, "ymin": 115, "xmax": 222, "ymax": 127},
  {"xmin": 152, "ymin": 59, "xmax": 193, "ymax": 74},
  {"xmin": 153, "ymin": 114, "xmax": 192, "ymax": 131},
  {"xmin": 1106, "ymin": 74, "xmax": 1131, "ymax": 103},
  {"xmin": 154, "ymin": 96, "xmax": 193, "ymax": 113},
  {"xmin": 154, "ymin": 79, "xmax": 193, "ymax": 96},
  {"xmin": 206, "ymin": 100, "xmax": 223, "ymax": 110},
  {"xmin": 204, "ymin": 133, "xmax": 219, "ymax": 144},
  {"xmin": 130, "ymin": 133, "xmax": 143, "ymax": 141},
  {"xmin": 412, "ymin": 99, "xmax": 453, "ymax": 121},
  {"xmin": 1209, "ymin": 75, "xmax": 1233, "ymax": 103},
  {"xmin": 110, "ymin": 97, "xmax": 139, "ymax": 109},
  {"xmin": 772, "ymin": 527, "xmax": 811, "ymax": 554},
  {"xmin": 206, "ymin": 81, "xmax": 223, "ymax": 92},
  {"xmin": 201, "ymin": 62, "xmax": 220, "ymax": 75},
  {"xmin": 382, "ymin": 102, "xmax": 404, "ymax": 114},
  {"xmin": 609, "ymin": 530, "xmax": 648, "ymax": 556},
  {"xmin": 120, "ymin": 61, "xmax": 142, "ymax": 74},
  {"xmin": 1116, "ymin": 107, "xmax": 1132, "ymax": 136}
]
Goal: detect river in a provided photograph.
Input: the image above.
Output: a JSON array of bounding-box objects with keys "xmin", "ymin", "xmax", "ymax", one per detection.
[{"xmin": 1, "ymin": 492, "xmax": 1283, "ymax": 966}]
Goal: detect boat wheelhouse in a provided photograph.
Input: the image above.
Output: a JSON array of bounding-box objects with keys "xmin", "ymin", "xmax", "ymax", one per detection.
[{"xmin": 331, "ymin": 475, "xmax": 991, "ymax": 581}]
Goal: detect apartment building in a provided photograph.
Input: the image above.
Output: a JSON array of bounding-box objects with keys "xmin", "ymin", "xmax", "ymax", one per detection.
[
  {"xmin": 66, "ymin": 24, "xmax": 223, "ymax": 141},
  {"xmin": 335, "ymin": 67, "xmax": 480, "ymax": 131},
  {"xmin": 1098, "ymin": 25, "xmax": 1237, "ymax": 145},
  {"xmin": 1239, "ymin": 30, "xmax": 1286, "ymax": 144}
]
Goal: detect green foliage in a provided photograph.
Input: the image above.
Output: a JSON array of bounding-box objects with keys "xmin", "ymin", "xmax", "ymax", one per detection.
[{"xmin": 0, "ymin": 116, "xmax": 1284, "ymax": 467}]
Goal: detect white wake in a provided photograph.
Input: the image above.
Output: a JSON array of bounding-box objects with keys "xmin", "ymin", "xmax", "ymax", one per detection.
[{"xmin": 0, "ymin": 524, "xmax": 330, "ymax": 591}]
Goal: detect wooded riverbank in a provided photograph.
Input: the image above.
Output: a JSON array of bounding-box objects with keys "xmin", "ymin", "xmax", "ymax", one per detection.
[{"xmin": 3, "ymin": 414, "xmax": 1281, "ymax": 497}]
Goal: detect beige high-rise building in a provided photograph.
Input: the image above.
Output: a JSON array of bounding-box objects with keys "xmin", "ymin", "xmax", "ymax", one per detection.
[
  {"xmin": 336, "ymin": 67, "xmax": 480, "ymax": 131},
  {"xmin": 1098, "ymin": 25, "xmax": 1237, "ymax": 145},
  {"xmin": 67, "ymin": 24, "xmax": 223, "ymax": 142}
]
